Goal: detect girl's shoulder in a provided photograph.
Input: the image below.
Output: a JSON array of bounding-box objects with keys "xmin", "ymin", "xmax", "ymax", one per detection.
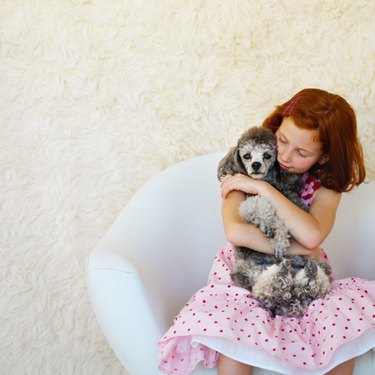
[{"xmin": 300, "ymin": 172, "xmax": 321, "ymax": 207}]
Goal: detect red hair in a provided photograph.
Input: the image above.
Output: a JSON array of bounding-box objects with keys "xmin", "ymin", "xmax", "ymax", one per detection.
[{"xmin": 262, "ymin": 88, "xmax": 366, "ymax": 192}]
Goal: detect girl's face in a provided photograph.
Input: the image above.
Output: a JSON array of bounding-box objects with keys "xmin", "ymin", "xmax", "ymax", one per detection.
[{"xmin": 275, "ymin": 117, "xmax": 328, "ymax": 174}]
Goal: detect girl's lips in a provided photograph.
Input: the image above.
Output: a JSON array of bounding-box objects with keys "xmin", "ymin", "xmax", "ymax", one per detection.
[{"xmin": 278, "ymin": 162, "xmax": 290, "ymax": 170}]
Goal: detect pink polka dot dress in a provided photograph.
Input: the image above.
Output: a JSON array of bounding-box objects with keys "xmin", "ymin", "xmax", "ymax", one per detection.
[{"xmin": 158, "ymin": 175, "xmax": 375, "ymax": 374}]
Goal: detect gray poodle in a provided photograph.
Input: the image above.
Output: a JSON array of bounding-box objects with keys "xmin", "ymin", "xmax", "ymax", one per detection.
[{"xmin": 218, "ymin": 126, "xmax": 332, "ymax": 317}]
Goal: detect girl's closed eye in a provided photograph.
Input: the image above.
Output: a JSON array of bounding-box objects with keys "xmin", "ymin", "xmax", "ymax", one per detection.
[
  {"xmin": 297, "ymin": 150, "xmax": 309, "ymax": 158},
  {"xmin": 276, "ymin": 134, "xmax": 287, "ymax": 144}
]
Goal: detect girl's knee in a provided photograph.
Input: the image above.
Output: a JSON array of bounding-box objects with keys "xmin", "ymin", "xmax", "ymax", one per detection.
[{"xmin": 217, "ymin": 354, "xmax": 252, "ymax": 375}]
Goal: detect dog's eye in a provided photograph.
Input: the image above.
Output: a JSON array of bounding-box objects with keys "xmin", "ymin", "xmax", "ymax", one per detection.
[
  {"xmin": 263, "ymin": 153, "xmax": 271, "ymax": 160},
  {"xmin": 243, "ymin": 153, "xmax": 251, "ymax": 160}
]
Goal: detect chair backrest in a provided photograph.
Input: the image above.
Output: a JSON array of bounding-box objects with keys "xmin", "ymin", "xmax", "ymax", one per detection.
[
  {"xmin": 98, "ymin": 152, "xmax": 375, "ymax": 331},
  {"xmin": 98, "ymin": 153, "xmax": 226, "ymax": 331}
]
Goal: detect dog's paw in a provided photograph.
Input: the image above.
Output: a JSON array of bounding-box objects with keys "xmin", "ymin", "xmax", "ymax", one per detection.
[
  {"xmin": 269, "ymin": 260, "xmax": 293, "ymax": 292},
  {"xmin": 274, "ymin": 246, "xmax": 286, "ymax": 261},
  {"xmin": 276, "ymin": 301, "xmax": 307, "ymax": 318},
  {"xmin": 264, "ymin": 227, "xmax": 275, "ymax": 238},
  {"xmin": 280, "ymin": 258, "xmax": 291, "ymax": 275},
  {"xmin": 289, "ymin": 255, "xmax": 307, "ymax": 268},
  {"xmin": 305, "ymin": 260, "xmax": 318, "ymax": 278}
]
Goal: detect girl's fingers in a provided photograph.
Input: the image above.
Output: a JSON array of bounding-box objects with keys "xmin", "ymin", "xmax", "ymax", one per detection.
[{"xmin": 221, "ymin": 178, "xmax": 238, "ymax": 198}]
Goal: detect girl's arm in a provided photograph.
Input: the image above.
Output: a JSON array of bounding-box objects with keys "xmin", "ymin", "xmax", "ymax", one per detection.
[
  {"xmin": 221, "ymin": 174, "xmax": 341, "ymax": 253},
  {"xmin": 222, "ymin": 191, "xmax": 274, "ymax": 253},
  {"xmin": 222, "ymin": 191, "xmax": 320, "ymax": 257}
]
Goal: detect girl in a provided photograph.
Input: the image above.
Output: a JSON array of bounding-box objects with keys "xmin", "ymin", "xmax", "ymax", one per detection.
[{"xmin": 158, "ymin": 88, "xmax": 375, "ymax": 375}]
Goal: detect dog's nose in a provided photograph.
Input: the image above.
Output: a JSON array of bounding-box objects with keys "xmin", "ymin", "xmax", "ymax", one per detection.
[{"xmin": 252, "ymin": 162, "xmax": 261, "ymax": 171}]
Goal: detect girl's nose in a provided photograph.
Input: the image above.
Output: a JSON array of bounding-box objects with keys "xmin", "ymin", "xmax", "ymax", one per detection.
[{"xmin": 280, "ymin": 148, "xmax": 292, "ymax": 163}]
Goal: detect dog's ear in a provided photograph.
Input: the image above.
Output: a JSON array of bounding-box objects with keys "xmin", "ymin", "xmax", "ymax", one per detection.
[{"xmin": 217, "ymin": 146, "xmax": 247, "ymax": 180}]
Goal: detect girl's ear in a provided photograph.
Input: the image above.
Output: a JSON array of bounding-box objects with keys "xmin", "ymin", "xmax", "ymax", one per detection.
[{"xmin": 318, "ymin": 153, "xmax": 329, "ymax": 165}]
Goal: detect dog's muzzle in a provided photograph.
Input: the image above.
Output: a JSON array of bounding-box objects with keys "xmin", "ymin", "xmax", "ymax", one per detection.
[{"xmin": 252, "ymin": 162, "xmax": 261, "ymax": 171}]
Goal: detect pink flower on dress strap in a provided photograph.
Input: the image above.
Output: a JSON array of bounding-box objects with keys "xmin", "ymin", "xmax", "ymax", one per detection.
[{"xmin": 300, "ymin": 174, "xmax": 321, "ymax": 207}]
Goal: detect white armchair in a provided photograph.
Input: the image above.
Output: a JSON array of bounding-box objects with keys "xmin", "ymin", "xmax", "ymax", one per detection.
[{"xmin": 86, "ymin": 152, "xmax": 375, "ymax": 375}]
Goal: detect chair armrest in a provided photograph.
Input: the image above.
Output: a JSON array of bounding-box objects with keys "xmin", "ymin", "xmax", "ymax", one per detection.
[{"xmin": 86, "ymin": 247, "xmax": 164, "ymax": 375}]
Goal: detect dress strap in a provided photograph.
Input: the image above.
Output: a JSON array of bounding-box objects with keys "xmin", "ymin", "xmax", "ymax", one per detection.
[{"xmin": 299, "ymin": 173, "xmax": 321, "ymax": 207}]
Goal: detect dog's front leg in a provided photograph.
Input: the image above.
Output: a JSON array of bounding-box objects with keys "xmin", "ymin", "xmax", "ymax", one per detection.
[
  {"xmin": 239, "ymin": 196, "xmax": 291, "ymax": 260},
  {"xmin": 269, "ymin": 222, "xmax": 291, "ymax": 260},
  {"xmin": 239, "ymin": 197, "xmax": 282, "ymax": 243}
]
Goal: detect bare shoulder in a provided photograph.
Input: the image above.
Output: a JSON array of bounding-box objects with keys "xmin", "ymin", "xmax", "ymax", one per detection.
[
  {"xmin": 310, "ymin": 186, "xmax": 341, "ymax": 223},
  {"xmin": 307, "ymin": 186, "xmax": 342, "ymax": 242},
  {"xmin": 312, "ymin": 186, "xmax": 341, "ymax": 208}
]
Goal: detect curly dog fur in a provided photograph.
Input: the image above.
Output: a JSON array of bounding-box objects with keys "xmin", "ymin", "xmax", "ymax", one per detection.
[{"xmin": 218, "ymin": 126, "xmax": 332, "ymax": 317}]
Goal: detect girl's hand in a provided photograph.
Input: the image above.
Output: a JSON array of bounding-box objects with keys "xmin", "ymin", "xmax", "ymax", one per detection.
[
  {"xmin": 304, "ymin": 246, "xmax": 321, "ymax": 259},
  {"xmin": 220, "ymin": 174, "xmax": 268, "ymax": 199},
  {"xmin": 287, "ymin": 241, "xmax": 321, "ymax": 259}
]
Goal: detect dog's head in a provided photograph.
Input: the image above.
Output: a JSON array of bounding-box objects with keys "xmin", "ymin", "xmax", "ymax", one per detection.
[{"xmin": 218, "ymin": 127, "xmax": 277, "ymax": 180}]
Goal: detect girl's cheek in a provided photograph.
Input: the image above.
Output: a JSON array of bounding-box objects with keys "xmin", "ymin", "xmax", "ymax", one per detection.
[
  {"xmin": 276, "ymin": 140, "xmax": 284, "ymax": 154},
  {"xmin": 299, "ymin": 160, "xmax": 314, "ymax": 172}
]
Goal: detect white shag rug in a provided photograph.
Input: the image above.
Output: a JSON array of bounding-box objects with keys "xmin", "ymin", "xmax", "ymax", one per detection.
[{"xmin": 1, "ymin": 1, "xmax": 374, "ymax": 374}]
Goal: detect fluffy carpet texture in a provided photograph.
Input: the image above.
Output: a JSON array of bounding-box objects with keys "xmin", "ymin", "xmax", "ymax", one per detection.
[{"xmin": 1, "ymin": 0, "xmax": 374, "ymax": 373}]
